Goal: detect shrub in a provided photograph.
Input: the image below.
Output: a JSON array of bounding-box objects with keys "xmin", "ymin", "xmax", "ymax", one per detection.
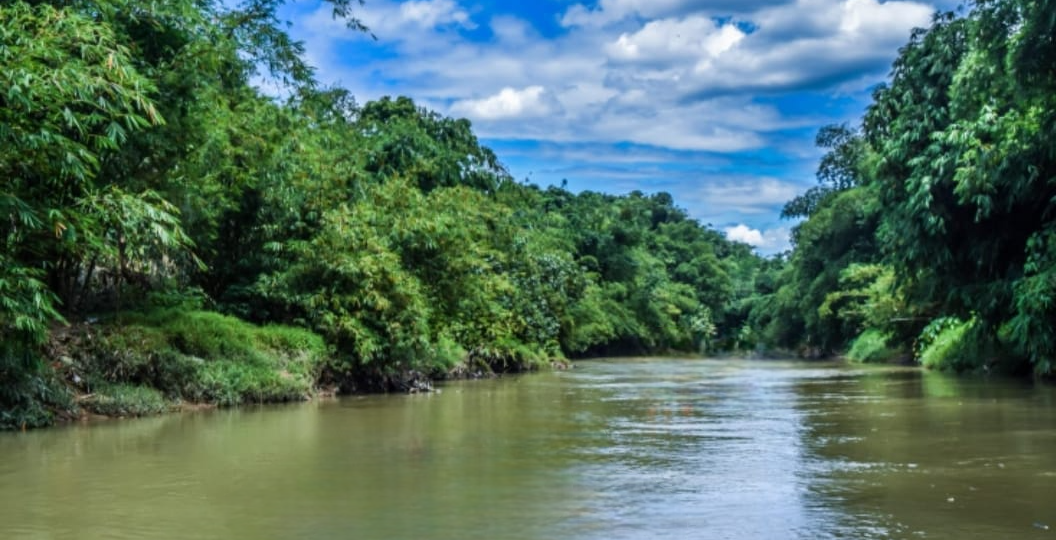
[
  {"xmin": 0, "ymin": 352, "xmax": 73, "ymax": 430},
  {"xmin": 918, "ymin": 317, "xmax": 976, "ymax": 371},
  {"xmin": 426, "ymin": 334, "xmax": 468, "ymax": 373},
  {"xmin": 468, "ymin": 337, "xmax": 550, "ymax": 374},
  {"xmin": 846, "ymin": 329, "xmax": 898, "ymax": 363}
]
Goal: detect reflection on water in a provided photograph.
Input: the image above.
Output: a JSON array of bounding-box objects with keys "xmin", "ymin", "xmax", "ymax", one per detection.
[
  {"xmin": 798, "ymin": 367, "xmax": 1056, "ymax": 539},
  {"xmin": 0, "ymin": 359, "xmax": 1054, "ymax": 539}
]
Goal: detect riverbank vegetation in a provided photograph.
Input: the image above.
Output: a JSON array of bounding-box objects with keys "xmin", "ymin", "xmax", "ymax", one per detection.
[
  {"xmin": 0, "ymin": 0, "xmax": 770, "ymax": 429},
  {"xmin": 747, "ymin": 0, "xmax": 1056, "ymax": 377},
  {"xmin": 3, "ymin": 0, "xmax": 1053, "ymax": 430}
]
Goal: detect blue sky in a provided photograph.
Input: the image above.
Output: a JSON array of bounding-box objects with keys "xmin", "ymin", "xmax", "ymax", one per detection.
[{"xmin": 274, "ymin": 0, "xmax": 960, "ymax": 253}]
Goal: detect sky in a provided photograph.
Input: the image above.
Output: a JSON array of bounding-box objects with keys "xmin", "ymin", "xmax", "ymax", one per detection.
[{"xmin": 273, "ymin": 0, "xmax": 962, "ymax": 254}]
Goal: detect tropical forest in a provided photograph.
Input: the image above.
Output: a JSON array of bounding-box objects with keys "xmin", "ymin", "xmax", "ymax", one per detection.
[
  {"xmin": 2, "ymin": 0, "xmax": 1055, "ymax": 425},
  {"xmin": 3, "ymin": 0, "xmax": 1056, "ymax": 537}
]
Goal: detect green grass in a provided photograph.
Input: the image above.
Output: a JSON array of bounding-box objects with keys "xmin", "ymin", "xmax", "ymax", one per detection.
[
  {"xmin": 82, "ymin": 384, "xmax": 170, "ymax": 417},
  {"xmin": 85, "ymin": 309, "xmax": 330, "ymax": 407}
]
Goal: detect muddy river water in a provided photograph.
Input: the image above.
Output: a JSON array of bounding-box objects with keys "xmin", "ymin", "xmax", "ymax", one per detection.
[{"xmin": 2, "ymin": 358, "xmax": 1054, "ymax": 539}]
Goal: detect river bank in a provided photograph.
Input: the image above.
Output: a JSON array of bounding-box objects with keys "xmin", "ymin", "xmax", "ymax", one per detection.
[
  {"xmin": 5, "ymin": 308, "xmax": 567, "ymax": 431},
  {"xmin": 10, "ymin": 306, "xmax": 982, "ymax": 432}
]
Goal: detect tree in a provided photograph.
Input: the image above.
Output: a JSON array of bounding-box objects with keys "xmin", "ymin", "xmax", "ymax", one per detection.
[
  {"xmin": 782, "ymin": 124, "xmax": 866, "ymax": 219},
  {"xmin": 864, "ymin": 2, "xmax": 1056, "ymax": 373},
  {"xmin": 356, "ymin": 97, "xmax": 510, "ymax": 192}
]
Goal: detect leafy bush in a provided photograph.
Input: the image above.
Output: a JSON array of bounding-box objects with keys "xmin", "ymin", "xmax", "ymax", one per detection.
[
  {"xmin": 0, "ymin": 259, "xmax": 68, "ymax": 429},
  {"xmin": 0, "ymin": 349, "xmax": 73, "ymax": 430},
  {"xmin": 918, "ymin": 317, "xmax": 976, "ymax": 371},
  {"xmin": 846, "ymin": 329, "xmax": 898, "ymax": 363},
  {"xmin": 467, "ymin": 337, "xmax": 550, "ymax": 374},
  {"xmin": 427, "ymin": 334, "xmax": 468, "ymax": 373}
]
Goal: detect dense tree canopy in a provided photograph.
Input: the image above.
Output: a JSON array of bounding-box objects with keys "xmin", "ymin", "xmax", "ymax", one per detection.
[
  {"xmin": 5, "ymin": 0, "xmax": 1054, "ymax": 429},
  {"xmin": 0, "ymin": 0, "xmax": 766, "ymax": 427},
  {"xmin": 755, "ymin": 0, "xmax": 1056, "ymax": 376}
]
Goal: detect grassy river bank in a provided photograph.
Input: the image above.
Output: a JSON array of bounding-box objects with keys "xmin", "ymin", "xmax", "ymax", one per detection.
[{"xmin": 7, "ymin": 308, "xmax": 564, "ymax": 430}]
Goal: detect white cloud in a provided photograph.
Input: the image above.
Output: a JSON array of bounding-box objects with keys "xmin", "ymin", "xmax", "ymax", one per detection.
[
  {"xmin": 292, "ymin": 0, "xmax": 935, "ymax": 152},
  {"xmin": 399, "ymin": 0, "xmax": 475, "ymax": 29},
  {"xmin": 699, "ymin": 178, "xmax": 802, "ymax": 213},
  {"xmin": 451, "ymin": 86, "xmax": 556, "ymax": 120},
  {"xmin": 301, "ymin": 0, "xmax": 474, "ymax": 43},
  {"xmin": 724, "ymin": 224, "xmax": 792, "ymax": 252},
  {"xmin": 282, "ymin": 0, "xmax": 945, "ymax": 234},
  {"xmin": 605, "ymin": 0, "xmax": 936, "ymax": 98},
  {"xmin": 561, "ymin": 0, "xmax": 783, "ymax": 28},
  {"xmin": 839, "ymin": 0, "xmax": 931, "ymax": 35},
  {"xmin": 561, "ymin": 0, "xmax": 682, "ymax": 28},
  {"xmin": 725, "ymin": 224, "xmax": 765, "ymax": 245},
  {"xmin": 606, "ymin": 17, "xmax": 745, "ymax": 64}
]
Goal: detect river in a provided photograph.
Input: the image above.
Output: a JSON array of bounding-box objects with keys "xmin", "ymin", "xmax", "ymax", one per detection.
[{"xmin": 1, "ymin": 358, "xmax": 1054, "ymax": 539}]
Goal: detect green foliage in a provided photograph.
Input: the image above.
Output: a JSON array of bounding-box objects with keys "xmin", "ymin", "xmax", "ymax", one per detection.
[
  {"xmin": 862, "ymin": 1, "xmax": 1056, "ymax": 374},
  {"xmin": 0, "ymin": 258, "xmax": 63, "ymax": 345},
  {"xmin": 760, "ymin": 0, "xmax": 1056, "ymax": 374},
  {"xmin": 560, "ymin": 283, "xmax": 624, "ymax": 354},
  {"xmin": 82, "ymin": 384, "xmax": 169, "ymax": 417},
  {"xmin": 245, "ymin": 149, "xmax": 757, "ymax": 384},
  {"xmin": 0, "ymin": 0, "xmax": 780, "ymax": 426},
  {"xmin": 0, "ymin": 2, "xmax": 160, "ymax": 189},
  {"xmin": 0, "ymin": 344, "xmax": 73, "ymax": 430},
  {"xmin": 758, "ymin": 186, "xmax": 881, "ymax": 353},
  {"xmin": 782, "ymin": 124, "xmax": 865, "ymax": 219},
  {"xmin": 257, "ymin": 193, "xmax": 435, "ymax": 373},
  {"xmin": 0, "ymin": 1, "xmax": 162, "ymax": 317},
  {"xmin": 356, "ymin": 97, "xmax": 509, "ymax": 192},
  {"xmin": 148, "ymin": 310, "xmax": 325, "ymax": 403},
  {"xmin": 77, "ymin": 310, "xmax": 327, "ymax": 407},
  {"xmin": 918, "ymin": 318, "xmax": 975, "ymax": 372},
  {"xmin": 0, "ymin": 255, "xmax": 67, "ymax": 428},
  {"xmin": 1000, "ymin": 227, "xmax": 1056, "ymax": 375},
  {"xmin": 846, "ymin": 329, "xmax": 898, "ymax": 364}
]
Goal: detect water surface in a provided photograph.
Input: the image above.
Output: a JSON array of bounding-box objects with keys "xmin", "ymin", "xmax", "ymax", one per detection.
[{"xmin": 2, "ymin": 358, "xmax": 1054, "ymax": 539}]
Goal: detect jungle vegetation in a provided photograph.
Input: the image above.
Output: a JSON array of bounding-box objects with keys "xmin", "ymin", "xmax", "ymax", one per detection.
[
  {"xmin": 751, "ymin": 0, "xmax": 1056, "ymax": 377},
  {"xmin": 0, "ymin": 0, "xmax": 768, "ymax": 428},
  {"xmin": 2, "ymin": 0, "xmax": 1053, "ymax": 429}
]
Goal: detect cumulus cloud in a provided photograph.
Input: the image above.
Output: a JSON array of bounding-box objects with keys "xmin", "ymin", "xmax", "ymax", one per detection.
[
  {"xmin": 725, "ymin": 224, "xmax": 766, "ymax": 244},
  {"xmin": 284, "ymin": 0, "xmax": 944, "ymax": 232},
  {"xmin": 295, "ymin": 0, "xmax": 935, "ymax": 148},
  {"xmin": 690, "ymin": 0, "xmax": 933, "ymax": 94},
  {"xmin": 561, "ymin": 0, "xmax": 785, "ymax": 28},
  {"xmin": 606, "ymin": 17, "xmax": 745, "ymax": 65},
  {"xmin": 724, "ymin": 224, "xmax": 792, "ymax": 252},
  {"xmin": 451, "ymin": 86, "xmax": 556, "ymax": 120},
  {"xmin": 302, "ymin": 0, "xmax": 474, "ymax": 42},
  {"xmin": 596, "ymin": 0, "xmax": 936, "ymax": 99},
  {"xmin": 399, "ymin": 0, "xmax": 474, "ymax": 29}
]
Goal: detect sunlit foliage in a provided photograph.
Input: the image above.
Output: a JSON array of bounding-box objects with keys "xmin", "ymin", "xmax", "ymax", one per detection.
[
  {"xmin": 763, "ymin": 0, "xmax": 1056, "ymax": 375},
  {"xmin": 1, "ymin": 0, "xmax": 764, "ymax": 425}
]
